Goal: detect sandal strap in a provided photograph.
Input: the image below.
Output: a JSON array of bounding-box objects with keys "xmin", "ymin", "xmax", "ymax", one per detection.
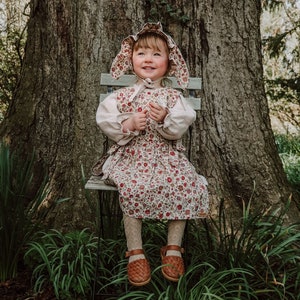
[
  {"xmin": 125, "ymin": 249, "xmax": 145, "ymax": 258},
  {"xmin": 161, "ymin": 245, "xmax": 184, "ymax": 257}
]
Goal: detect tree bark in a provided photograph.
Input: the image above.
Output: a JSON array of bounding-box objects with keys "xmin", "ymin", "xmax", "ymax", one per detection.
[
  {"xmin": 0, "ymin": 0, "xmax": 298, "ymax": 230},
  {"xmin": 198, "ymin": 0, "xmax": 298, "ymax": 221}
]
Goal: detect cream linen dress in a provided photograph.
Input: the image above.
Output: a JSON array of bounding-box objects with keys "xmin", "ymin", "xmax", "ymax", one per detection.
[{"xmin": 96, "ymin": 82, "xmax": 209, "ymax": 220}]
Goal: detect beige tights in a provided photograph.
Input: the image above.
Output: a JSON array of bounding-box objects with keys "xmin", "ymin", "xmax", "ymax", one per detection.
[
  {"xmin": 167, "ymin": 220, "xmax": 186, "ymax": 257},
  {"xmin": 123, "ymin": 214, "xmax": 144, "ymax": 262},
  {"xmin": 123, "ymin": 215, "xmax": 186, "ymax": 261}
]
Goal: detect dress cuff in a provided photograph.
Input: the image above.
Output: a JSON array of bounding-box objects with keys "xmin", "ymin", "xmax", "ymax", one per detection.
[{"xmin": 117, "ymin": 113, "xmax": 139, "ymax": 135}]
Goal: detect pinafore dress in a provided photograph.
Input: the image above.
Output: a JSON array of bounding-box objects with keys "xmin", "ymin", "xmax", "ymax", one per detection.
[{"xmin": 96, "ymin": 83, "xmax": 209, "ymax": 220}]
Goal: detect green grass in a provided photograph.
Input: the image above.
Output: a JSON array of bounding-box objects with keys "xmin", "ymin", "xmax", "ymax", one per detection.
[{"xmin": 275, "ymin": 134, "xmax": 300, "ymax": 155}]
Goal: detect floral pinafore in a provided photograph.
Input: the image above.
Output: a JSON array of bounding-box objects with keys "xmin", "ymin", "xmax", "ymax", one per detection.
[{"xmin": 102, "ymin": 86, "xmax": 209, "ymax": 220}]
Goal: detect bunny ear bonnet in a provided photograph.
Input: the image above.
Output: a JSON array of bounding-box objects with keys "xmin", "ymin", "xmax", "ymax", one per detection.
[{"xmin": 110, "ymin": 22, "xmax": 189, "ymax": 89}]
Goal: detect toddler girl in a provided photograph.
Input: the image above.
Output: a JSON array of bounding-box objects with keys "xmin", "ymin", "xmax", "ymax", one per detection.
[{"xmin": 96, "ymin": 22, "xmax": 209, "ymax": 286}]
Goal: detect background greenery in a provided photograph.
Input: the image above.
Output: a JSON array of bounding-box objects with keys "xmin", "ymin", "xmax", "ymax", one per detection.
[{"xmin": 0, "ymin": 143, "xmax": 48, "ymax": 282}]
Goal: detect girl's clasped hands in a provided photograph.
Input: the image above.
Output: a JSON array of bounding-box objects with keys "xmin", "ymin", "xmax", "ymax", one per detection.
[{"xmin": 122, "ymin": 102, "xmax": 167, "ymax": 132}]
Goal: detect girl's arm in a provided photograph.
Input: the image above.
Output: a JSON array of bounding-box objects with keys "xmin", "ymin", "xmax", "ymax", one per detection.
[
  {"xmin": 154, "ymin": 95, "xmax": 196, "ymax": 140},
  {"xmin": 96, "ymin": 93, "xmax": 140, "ymax": 145}
]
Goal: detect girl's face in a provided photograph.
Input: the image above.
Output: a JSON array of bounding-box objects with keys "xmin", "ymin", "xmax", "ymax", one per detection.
[{"xmin": 132, "ymin": 36, "xmax": 169, "ymax": 82}]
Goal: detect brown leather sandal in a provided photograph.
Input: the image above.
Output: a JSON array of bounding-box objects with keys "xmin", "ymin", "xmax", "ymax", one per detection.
[
  {"xmin": 160, "ymin": 245, "xmax": 185, "ymax": 282},
  {"xmin": 126, "ymin": 249, "xmax": 151, "ymax": 286}
]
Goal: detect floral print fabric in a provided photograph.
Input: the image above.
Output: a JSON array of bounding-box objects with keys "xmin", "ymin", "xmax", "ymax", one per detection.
[{"xmin": 97, "ymin": 85, "xmax": 209, "ymax": 220}]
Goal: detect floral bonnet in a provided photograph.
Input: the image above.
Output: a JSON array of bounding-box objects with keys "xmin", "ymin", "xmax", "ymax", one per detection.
[{"xmin": 110, "ymin": 22, "xmax": 189, "ymax": 89}]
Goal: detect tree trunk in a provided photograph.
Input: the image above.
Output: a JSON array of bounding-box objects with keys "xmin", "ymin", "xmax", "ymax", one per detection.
[
  {"xmin": 0, "ymin": 0, "xmax": 298, "ymax": 230},
  {"xmin": 198, "ymin": 0, "xmax": 298, "ymax": 221}
]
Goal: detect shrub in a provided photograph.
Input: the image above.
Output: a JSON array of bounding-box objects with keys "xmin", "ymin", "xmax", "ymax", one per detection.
[
  {"xmin": 275, "ymin": 134, "xmax": 300, "ymax": 194},
  {"xmin": 93, "ymin": 200, "xmax": 300, "ymax": 299},
  {"xmin": 275, "ymin": 134, "xmax": 300, "ymax": 155},
  {"xmin": 25, "ymin": 228, "xmax": 98, "ymax": 299},
  {"xmin": 27, "ymin": 199, "xmax": 299, "ymax": 299},
  {"xmin": 0, "ymin": 143, "xmax": 48, "ymax": 281},
  {"xmin": 195, "ymin": 200, "xmax": 300, "ymax": 299}
]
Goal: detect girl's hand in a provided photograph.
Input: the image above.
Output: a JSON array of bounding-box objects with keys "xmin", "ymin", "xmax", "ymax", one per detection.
[
  {"xmin": 122, "ymin": 110, "xmax": 148, "ymax": 132},
  {"xmin": 148, "ymin": 102, "xmax": 167, "ymax": 124}
]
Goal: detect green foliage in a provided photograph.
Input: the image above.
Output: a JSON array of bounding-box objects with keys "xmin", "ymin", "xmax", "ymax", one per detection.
[
  {"xmin": 0, "ymin": 26, "xmax": 27, "ymax": 121},
  {"xmin": 146, "ymin": 0, "xmax": 190, "ymax": 24},
  {"xmin": 91, "ymin": 201, "xmax": 300, "ymax": 299},
  {"xmin": 198, "ymin": 200, "xmax": 300, "ymax": 299},
  {"xmin": 265, "ymin": 77, "xmax": 299, "ymax": 104},
  {"xmin": 262, "ymin": 1, "xmax": 300, "ymax": 104},
  {"xmin": 275, "ymin": 134, "xmax": 300, "ymax": 191},
  {"xmin": 24, "ymin": 187, "xmax": 300, "ymax": 299},
  {"xmin": 25, "ymin": 228, "xmax": 98, "ymax": 300},
  {"xmin": 280, "ymin": 153, "xmax": 300, "ymax": 187},
  {"xmin": 275, "ymin": 134, "xmax": 300, "ymax": 154},
  {"xmin": 262, "ymin": 1, "xmax": 284, "ymax": 11},
  {"xmin": 0, "ymin": 142, "xmax": 48, "ymax": 281}
]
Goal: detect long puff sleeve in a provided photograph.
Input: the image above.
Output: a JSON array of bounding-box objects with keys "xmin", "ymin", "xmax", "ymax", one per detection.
[
  {"xmin": 96, "ymin": 93, "xmax": 139, "ymax": 146},
  {"xmin": 154, "ymin": 94, "xmax": 196, "ymax": 140}
]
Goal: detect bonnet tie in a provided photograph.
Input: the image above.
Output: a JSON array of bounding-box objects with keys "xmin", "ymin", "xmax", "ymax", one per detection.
[{"xmin": 128, "ymin": 77, "xmax": 161, "ymax": 103}]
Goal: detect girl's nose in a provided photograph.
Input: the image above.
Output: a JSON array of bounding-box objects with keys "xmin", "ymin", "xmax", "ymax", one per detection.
[{"xmin": 144, "ymin": 54, "xmax": 153, "ymax": 62}]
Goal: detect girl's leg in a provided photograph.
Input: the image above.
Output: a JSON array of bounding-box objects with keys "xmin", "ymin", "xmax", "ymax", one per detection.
[
  {"xmin": 123, "ymin": 214, "xmax": 145, "ymax": 262},
  {"xmin": 123, "ymin": 214, "xmax": 151, "ymax": 286},
  {"xmin": 167, "ymin": 220, "xmax": 186, "ymax": 256},
  {"xmin": 161, "ymin": 220, "xmax": 186, "ymax": 282}
]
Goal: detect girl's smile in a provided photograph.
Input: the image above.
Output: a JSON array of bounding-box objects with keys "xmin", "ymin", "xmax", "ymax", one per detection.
[{"xmin": 132, "ymin": 42, "xmax": 169, "ymax": 81}]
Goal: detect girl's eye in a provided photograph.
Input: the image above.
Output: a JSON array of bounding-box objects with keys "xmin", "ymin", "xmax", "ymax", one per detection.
[
  {"xmin": 154, "ymin": 52, "xmax": 161, "ymax": 56},
  {"xmin": 137, "ymin": 52, "xmax": 144, "ymax": 56}
]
